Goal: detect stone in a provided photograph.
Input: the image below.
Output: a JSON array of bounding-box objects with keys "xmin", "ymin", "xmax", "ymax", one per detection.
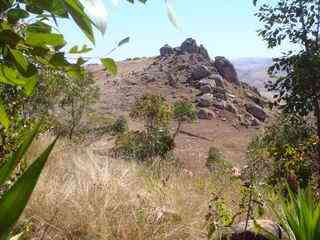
[
  {"xmin": 199, "ymin": 84, "xmax": 213, "ymax": 94},
  {"xmin": 212, "ymin": 99, "xmax": 226, "ymax": 110},
  {"xmin": 180, "ymin": 38, "xmax": 199, "ymax": 54},
  {"xmin": 225, "ymin": 220, "xmax": 288, "ymax": 240},
  {"xmin": 208, "ymin": 73, "xmax": 225, "ymax": 88},
  {"xmin": 199, "ymin": 44, "xmax": 210, "ymax": 60},
  {"xmin": 198, "ymin": 108, "xmax": 215, "ymax": 120},
  {"xmin": 226, "ymin": 102, "xmax": 238, "ymax": 114},
  {"xmin": 191, "ymin": 65, "xmax": 211, "ymax": 80},
  {"xmin": 214, "ymin": 56, "xmax": 241, "ymax": 85},
  {"xmin": 196, "ymin": 93, "xmax": 214, "ymax": 107},
  {"xmin": 160, "ymin": 44, "xmax": 174, "ymax": 57},
  {"xmin": 245, "ymin": 103, "xmax": 267, "ymax": 122},
  {"xmin": 198, "ymin": 78, "xmax": 216, "ymax": 89}
]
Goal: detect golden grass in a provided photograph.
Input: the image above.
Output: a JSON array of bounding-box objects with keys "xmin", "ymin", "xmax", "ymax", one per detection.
[{"xmin": 20, "ymin": 135, "xmax": 241, "ymax": 240}]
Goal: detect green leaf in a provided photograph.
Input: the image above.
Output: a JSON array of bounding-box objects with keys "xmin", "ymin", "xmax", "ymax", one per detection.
[
  {"xmin": 9, "ymin": 49, "xmax": 29, "ymax": 73},
  {"xmin": 0, "ymin": 137, "xmax": 58, "ymax": 237},
  {"xmin": 165, "ymin": 0, "xmax": 179, "ymax": 29},
  {"xmin": 25, "ymin": 32, "xmax": 65, "ymax": 47},
  {"xmin": 82, "ymin": 0, "xmax": 108, "ymax": 34},
  {"xmin": 69, "ymin": 44, "xmax": 92, "ymax": 54},
  {"xmin": 0, "ymin": 122, "xmax": 41, "ymax": 186},
  {"xmin": 7, "ymin": 8, "xmax": 29, "ymax": 24},
  {"xmin": 63, "ymin": 0, "xmax": 95, "ymax": 44},
  {"xmin": 118, "ymin": 37, "xmax": 130, "ymax": 47},
  {"xmin": 101, "ymin": 58, "xmax": 117, "ymax": 76},
  {"xmin": 0, "ymin": 101, "xmax": 9, "ymax": 129}
]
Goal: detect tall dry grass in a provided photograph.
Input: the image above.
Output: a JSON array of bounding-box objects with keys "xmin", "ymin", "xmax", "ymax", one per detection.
[{"xmin": 19, "ymin": 135, "xmax": 241, "ymax": 240}]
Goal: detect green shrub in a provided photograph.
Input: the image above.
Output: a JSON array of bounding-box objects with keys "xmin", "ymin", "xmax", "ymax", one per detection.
[
  {"xmin": 248, "ymin": 113, "xmax": 316, "ymax": 190},
  {"xmin": 112, "ymin": 128, "xmax": 174, "ymax": 162},
  {"xmin": 109, "ymin": 116, "xmax": 128, "ymax": 136}
]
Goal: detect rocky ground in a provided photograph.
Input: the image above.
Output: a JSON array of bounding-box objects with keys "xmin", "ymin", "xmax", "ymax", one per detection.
[{"xmin": 87, "ymin": 38, "xmax": 271, "ymax": 171}]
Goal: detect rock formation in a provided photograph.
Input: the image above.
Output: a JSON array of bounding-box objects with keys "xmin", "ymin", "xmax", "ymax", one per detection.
[{"xmin": 214, "ymin": 56, "xmax": 241, "ymax": 86}]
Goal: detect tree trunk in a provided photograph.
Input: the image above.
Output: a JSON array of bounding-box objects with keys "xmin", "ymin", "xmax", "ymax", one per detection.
[{"xmin": 173, "ymin": 121, "xmax": 182, "ymax": 140}]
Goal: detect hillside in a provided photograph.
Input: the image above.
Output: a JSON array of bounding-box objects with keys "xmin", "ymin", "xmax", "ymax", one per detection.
[{"xmin": 87, "ymin": 38, "xmax": 271, "ymax": 171}]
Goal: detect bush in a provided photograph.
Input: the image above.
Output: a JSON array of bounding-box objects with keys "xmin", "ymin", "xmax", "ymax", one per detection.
[
  {"xmin": 112, "ymin": 128, "xmax": 174, "ymax": 162},
  {"xmin": 248, "ymin": 113, "xmax": 316, "ymax": 190},
  {"xmin": 109, "ymin": 116, "xmax": 128, "ymax": 136}
]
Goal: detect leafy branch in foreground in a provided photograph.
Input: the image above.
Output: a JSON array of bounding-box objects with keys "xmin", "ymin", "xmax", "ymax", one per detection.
[{"xmin": 0, "ymin": 123, "xmax": 57, "ymax": 239}]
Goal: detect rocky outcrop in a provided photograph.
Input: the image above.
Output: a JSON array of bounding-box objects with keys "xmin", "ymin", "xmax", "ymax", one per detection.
[
  {"xmin": 225, "ymin": 220, "xmax": 288, "ymax": 240},
  {"xmin": 191, "ymin": 65, "xmax": 211, "ymax": 80},
  {"xmin": 160, "ymin": 44, "xmax": 174, "ymax": 57},
  {"xmin": 245, "ymin": 103, "xmax": 267, "ymax": 122},
  {"xmin": 214, "ymin": 56, "xmax": 241, "ymax": 86}
]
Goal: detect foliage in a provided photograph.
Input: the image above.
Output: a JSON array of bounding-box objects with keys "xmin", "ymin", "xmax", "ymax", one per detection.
[
  {"xmin": 112, "ymin": 128, "xmax": 174, "ymax": 162},
  {"xmin": 0, "ymin": 123, "xmax": 56, "ymax": 239},
  {"xmin": 173, "ymin": 100, "xmax": 197, "ymax": 139},
  {"xmin": 109, "ymin": 116, "xmax": 128, "ymax": 136},
  {"xmin": 130, "ymin": 94, "xmax": 173, "ymax": 129},
  {"xmin": 271, "ymin": 188, "xmax": 320, "ymax": 240},
  {"xmin": 248, "ymin": 113, "xmax": 316, "ymax": 190},
  {"xmin": 254, "ymin": 0, "xmax": 320, "ymax": 184}
]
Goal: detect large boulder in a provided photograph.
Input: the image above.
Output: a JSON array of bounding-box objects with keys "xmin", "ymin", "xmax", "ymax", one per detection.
[
  {"xmin": 208, "ymin": 74, "xmax": 225, "ymax": 88},
  {"xmin": 196, "ymin": 93, "xmax": 214, "ymax": 107},
  {"xmin": 160, "ymin": 44, "xmax": 174, "ymax": 57},
  {"xmin": 245, "ymin": 103, "xmax": 267, "ymax": 122},
  {"xmin": 199, "ymin": 44, "xmax": 210, "ymax": 60},
  {"xmin": 181, "ymin": 38, "xmax": 198, "ymax": 54},
  {"xmin": 225, "ymin": 220, "xmax": 288, "ymax": 240},
  {"xmin": 191, "ymin": 65, "xmax": 211, "ymax": 80},
  {"xmin": 214, "ymin": 56, "xmax": 240, "ymax": 86}
]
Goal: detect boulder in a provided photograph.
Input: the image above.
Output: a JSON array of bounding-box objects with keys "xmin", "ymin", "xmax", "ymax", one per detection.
[
  {"xmin": 199, "ymin": 44, "xmax": 210, "ymax": 60},
  {"xmin": 208, "ymin": 73, "xmax": 225, "ymax": 88},
  {"xmin": 245, "ymin": 103, "xmax": 267, "ymax": 122},
  {"xmin": 191, "ymin": 65, "xmax": 211, "ymax": 80},
  {"xmin": 180, "ymin": 38, "xmax": 198, "ymax": 54},
  {"xmin": 160, "ymin": 44, "xmax": 174, "ymax": 57},
  {"xmin": 212, "ymin": 99, "xmax": 226, "ymax": 110},
  {"xmin": 198, "ymin": 108, "xmax": 215, "ymax": 120},
  {"xmin": 199, "ymin": 84, "xmax": 213, "ymax": 94},
  {"xmin": 198, "ymin": 78, "xmax": 216, "ymax": 89},
  {"xmin": 196, "ymin": 93, "xmax": 214, "ymax": 107},
  {"xmin": 214, "ymin": 56, "xmax": 240, "ymax": 86},
  {"xmin": 226, "ymin": 102, "xmax": 238, "ymax": 114},
  {"xmin": 213, "ymin": 87, "xmax": 228, "ymax": 100},
  {"xmin": 225, "ymin": 220, "xmax": 288, "ymax": 240}
]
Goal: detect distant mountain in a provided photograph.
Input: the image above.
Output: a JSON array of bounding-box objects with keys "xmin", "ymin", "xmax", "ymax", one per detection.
[{"xmin": 232, "ymin": 58, "xmax": 273, "ymax": 97}]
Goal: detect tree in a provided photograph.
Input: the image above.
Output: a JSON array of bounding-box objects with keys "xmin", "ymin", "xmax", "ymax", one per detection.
[{"xmin": 254, "ymin": 0, "xmax": 320, "ymax": 186}]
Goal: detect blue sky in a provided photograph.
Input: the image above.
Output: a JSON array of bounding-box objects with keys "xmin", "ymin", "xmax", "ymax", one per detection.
[{"xmin": 60, "ymin": 0, "xmax": 285, "ymax": 61}]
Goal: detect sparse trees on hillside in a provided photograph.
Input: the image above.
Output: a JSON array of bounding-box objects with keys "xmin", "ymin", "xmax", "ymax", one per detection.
[{"xmin": 254, "ymin": 0, "xmax": 320, "ymax": 187}]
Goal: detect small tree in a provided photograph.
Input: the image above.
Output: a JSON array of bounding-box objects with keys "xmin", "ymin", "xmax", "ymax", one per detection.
[
  {"xmin": 173, "ymin": 100, "xmax": 197, "ymax": 139},
  {"xmin": 255, "ymin": 0, "xmax": 320, "ymax": 186}
]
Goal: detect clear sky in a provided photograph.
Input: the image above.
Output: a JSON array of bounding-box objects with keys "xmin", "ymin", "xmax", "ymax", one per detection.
[{"xmin": 59, "ymin": 0, "xmax": 285, "ymax": 61}]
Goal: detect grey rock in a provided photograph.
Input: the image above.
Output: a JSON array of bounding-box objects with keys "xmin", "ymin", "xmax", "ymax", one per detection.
[
  {"xmin": 198, "ymin": 108, "xmax": 215, "ymax": 120},
  {"xmin": 198, "ymin": 78, "xmax": 216, "ymax": 88},
  {"xmin": 226, "ymin": 102, "xmax": 238, "ymax": 114},
  {"xmin": 245, "ymin": 103, "xmax": 267, "ymax": 122},
  {"xmin": 208, "ymin": 73, "xmax": 225, "ymax": 88},
  {"xmin": 212, "ymin": 99, "xmax": 226, "ymax": 110},
  {"xmin": 214, "ymin": 56, "xmax": 240, "ymax": 85},
  {"xmin": 191, "ymin": 65, "xmax": 211, "ymax": 80},
  {"xmin": 199, "ymin": 84, "xmax": 213, "ymax": 94},
  {"xmin": 225, "ymin": 220, "xmax": 288, "ymax": 240},
  {"xmin": 180, "ymin": 38, "xmax": 199, "ymax": 54},
  {"xmin": 199, "ymin": 44, "xmax": 210, "ymax": 60},
  {"xmin": 196, "ymin": 93, "xmax": 214, "ymax": 107},
  {"xmin": 160, "ymin": 44, "xmax": 174, "ymax": 57}
]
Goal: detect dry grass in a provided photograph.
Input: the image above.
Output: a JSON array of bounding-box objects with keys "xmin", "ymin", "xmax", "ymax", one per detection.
[{"xmin": 19, "ymin": 135, "xmax": 241, "ymax": 240}]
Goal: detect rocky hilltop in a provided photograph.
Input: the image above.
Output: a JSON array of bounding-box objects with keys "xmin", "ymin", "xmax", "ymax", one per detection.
[
  {"xmin": 88, "ymin": 38, "xmax": 271, "ymax": 169},
  {"xmin": 126, "ymin": 38, "xmax": 270, "ymax": 127}
]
